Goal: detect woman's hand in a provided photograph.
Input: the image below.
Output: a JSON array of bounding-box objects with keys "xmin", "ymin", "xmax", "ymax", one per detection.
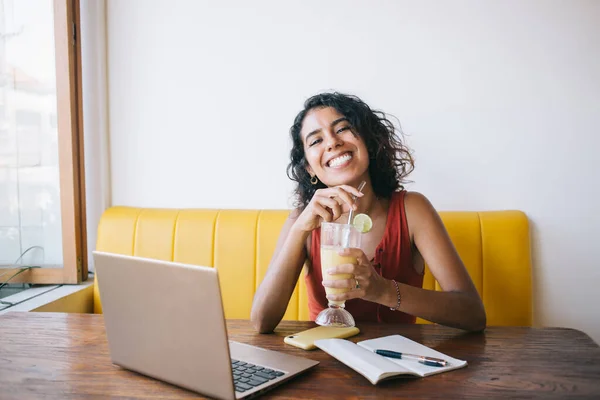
[
  {"xmin": 292, "ymin": 186, "xmax": 364, "ymax": 233},
  {"xmin": 322, "ymin": 248, "xmax": 389, "ymax": 304}
]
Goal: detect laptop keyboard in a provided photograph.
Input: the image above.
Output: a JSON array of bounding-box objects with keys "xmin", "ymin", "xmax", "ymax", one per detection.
[{"xmin": 231, "ymin": 359, "xmax": 285, "ymax": 393}]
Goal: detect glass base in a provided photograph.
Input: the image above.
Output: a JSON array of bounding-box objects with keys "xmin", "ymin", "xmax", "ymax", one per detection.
[{"xmin": 315, "ymin": 305, "xmax": 356, "ymax": 327}]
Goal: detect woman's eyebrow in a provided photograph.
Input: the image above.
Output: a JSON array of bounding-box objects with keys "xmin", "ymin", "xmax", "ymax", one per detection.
[{"xmin": 331, "ymin": 117, "xmax": 349, "ymax": 127}]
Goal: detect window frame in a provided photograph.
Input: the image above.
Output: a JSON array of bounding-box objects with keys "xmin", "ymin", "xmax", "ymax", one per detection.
[{"xmin": 2, "ymin": 0, "xmax": 86, "ymax": 284}]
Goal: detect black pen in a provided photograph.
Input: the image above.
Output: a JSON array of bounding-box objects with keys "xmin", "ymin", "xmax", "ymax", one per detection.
[{"xmin": 375, "ymin": 349, "xmax": 448, "ymax": 367}]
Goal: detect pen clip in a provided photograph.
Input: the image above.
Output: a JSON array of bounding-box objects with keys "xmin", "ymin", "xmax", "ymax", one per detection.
[
  {"xmin": 422, "ymin": 356, "xmax": 447, "ymax": 365},
  {"xmin": 375, "ymin": 349, "xmax": 448, "ymax": 367},
  {"xmin": 421, "ymin": 359, "xmax": 447, "ymax": 367}
]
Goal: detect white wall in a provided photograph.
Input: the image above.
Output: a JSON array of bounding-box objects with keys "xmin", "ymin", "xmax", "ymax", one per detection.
[{"xmin": 106, "ymin": 0, "xmax": 600, "ymax": 343}]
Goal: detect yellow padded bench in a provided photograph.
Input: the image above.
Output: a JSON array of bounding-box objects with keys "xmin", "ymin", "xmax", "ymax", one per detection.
[{"xmin": 94, "ymin": 207, "xmax": 532, "ymax": 326}]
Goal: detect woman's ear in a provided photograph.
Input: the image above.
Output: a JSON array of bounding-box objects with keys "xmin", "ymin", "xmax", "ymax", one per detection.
[{"xmin": 306, "ymin": 165, "xmax": 314, "ymax": 177}]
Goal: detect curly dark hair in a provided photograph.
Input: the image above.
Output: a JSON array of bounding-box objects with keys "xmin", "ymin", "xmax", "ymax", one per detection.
[{"xmin": 286, "ymin": 92, "xmax": 414, "ymax": 209}]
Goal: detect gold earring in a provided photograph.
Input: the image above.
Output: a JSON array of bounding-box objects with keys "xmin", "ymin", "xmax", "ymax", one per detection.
[{"xmin": 310, "ymin": 175, "xmax": 318, "ymax": 185}]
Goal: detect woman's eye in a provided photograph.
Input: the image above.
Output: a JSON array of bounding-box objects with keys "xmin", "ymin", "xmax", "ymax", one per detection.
[
  {"xmin": 309, "ymin": 138, "xmax": 322, "ymax": 147},
  {"xmin": 336, "ymin": 126, "xmax": 351, "ymax": 134}
]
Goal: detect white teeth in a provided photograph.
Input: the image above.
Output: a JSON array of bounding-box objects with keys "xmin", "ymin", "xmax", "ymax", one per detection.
[{"xmin": 328, "ymin": 153, "xmax": 352, "ymax": 167}]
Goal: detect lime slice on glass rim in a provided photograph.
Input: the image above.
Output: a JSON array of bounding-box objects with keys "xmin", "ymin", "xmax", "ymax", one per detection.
[{"xmin": 352, "ymin": 213, "xmax": 373, "ymax": 233}]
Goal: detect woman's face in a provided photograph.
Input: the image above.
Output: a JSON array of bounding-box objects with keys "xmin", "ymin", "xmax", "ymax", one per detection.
[{"xmin": 300, "ymin": 106, "xmax": 370, "ymax": 188}]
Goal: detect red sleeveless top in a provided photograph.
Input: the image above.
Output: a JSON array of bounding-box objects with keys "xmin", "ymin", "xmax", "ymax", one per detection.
[{"xmin": 305, "ymin": 190, "xmax": 423, "ymax": 323}]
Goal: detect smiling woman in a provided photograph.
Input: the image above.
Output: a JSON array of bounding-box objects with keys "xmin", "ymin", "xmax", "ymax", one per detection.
[
  {"xmin": 250, "ymin": 92, "xmax": 487, "ymax": 334},
  {"xmin": 287, "ymin": 93, "xmax": 414, "ymax": 211},
  {"xmin": 302, "ymin": 109, "xmax": 370, "ymax": 192}
]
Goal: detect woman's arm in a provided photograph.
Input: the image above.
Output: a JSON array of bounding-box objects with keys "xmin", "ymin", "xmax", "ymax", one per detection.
[
  {"xmin": 250, "ymin": 211, "xmax": 308, "ymax": 333},
  {"xmin": 383, "ymin": 191, "xmax": 486, "ymax": 331},
  {"xmin": 251, "ymin": 185, "xmax": 363, "ymax": 333}
]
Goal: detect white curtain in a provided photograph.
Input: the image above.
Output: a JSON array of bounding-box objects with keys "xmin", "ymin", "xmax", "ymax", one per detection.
[{"xmin": 81, "ymin": 0, "xmax": 110, "ymax": 272}]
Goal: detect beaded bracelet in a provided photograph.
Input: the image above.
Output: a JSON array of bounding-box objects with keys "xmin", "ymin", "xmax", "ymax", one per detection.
[{"xmin": 389, "ymin": 279, "xmax": 401, "ymax": 311}]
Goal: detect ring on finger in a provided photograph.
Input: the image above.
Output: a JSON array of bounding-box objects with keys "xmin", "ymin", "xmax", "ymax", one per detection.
[{"xmin": 355, "ymin": 278, "xmax": 360, "ymax": 289}]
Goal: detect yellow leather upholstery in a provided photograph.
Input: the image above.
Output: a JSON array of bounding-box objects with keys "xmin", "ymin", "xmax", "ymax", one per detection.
[{"xmin": 95, "ymin": 207, "xmax": 532, "ymax": 326}]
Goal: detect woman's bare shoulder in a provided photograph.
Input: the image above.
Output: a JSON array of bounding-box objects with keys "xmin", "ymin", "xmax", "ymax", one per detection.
[
  {"xmin": 403, "ymin": 191, "xmax": 440, "ymax": 240},
  {"xmin": 404, "ymin": 191, "xmax": 436, "ymax": 213}
]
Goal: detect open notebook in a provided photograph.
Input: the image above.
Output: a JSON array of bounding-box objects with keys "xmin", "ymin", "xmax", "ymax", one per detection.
[{"xmin": 314, "ymin": 334, "xmax": 467, "ymax": 385}]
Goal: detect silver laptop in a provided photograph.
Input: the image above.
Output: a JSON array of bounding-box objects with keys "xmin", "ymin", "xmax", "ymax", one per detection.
[{"xmin": 93, "ymin": 251, "xmax": 318, "ymax": 399}]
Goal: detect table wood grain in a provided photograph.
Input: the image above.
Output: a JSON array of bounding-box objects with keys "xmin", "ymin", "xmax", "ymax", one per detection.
[{"xmin": 1, "ymin": 312, "xmax": 599, "ymax": 399}]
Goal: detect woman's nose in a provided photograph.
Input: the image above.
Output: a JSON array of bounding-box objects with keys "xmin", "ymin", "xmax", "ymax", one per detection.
[{"xmin": 325, "ymin": 134, "xmax": 343, "ymax": 151}]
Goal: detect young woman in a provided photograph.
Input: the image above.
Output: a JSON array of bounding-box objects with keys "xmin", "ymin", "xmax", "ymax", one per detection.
[{"xmin": 251, "ymin": 92, "xmax": 486, "ymax": 333}]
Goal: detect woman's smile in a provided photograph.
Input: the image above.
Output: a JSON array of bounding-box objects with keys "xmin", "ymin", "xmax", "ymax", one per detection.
[{"xmin": 325, "ymin": 151, "xmax": 353, "ymax": 168}]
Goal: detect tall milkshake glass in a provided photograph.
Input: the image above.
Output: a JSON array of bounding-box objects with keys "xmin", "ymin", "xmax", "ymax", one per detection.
[{"xmin": 316, "ymin": 222, "xmax": 361, "ymax": 327}]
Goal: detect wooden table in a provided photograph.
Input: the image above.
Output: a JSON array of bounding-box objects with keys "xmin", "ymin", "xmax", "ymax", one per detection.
[{"xmin": 1, "ymin": 312, "xmax": 599, "ymax": 399}]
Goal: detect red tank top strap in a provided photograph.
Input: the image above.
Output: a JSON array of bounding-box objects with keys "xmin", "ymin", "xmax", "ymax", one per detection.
[{"xmin": 398, "ymin": 190, "xmax": 413, "ymax": 271}]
